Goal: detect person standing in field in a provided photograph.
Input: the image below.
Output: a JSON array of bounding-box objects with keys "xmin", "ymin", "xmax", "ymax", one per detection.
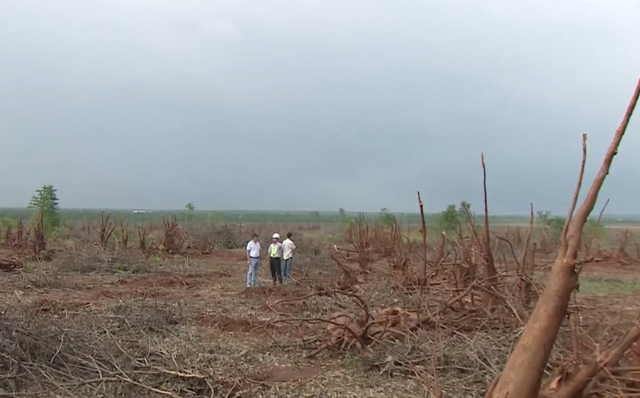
[
  {"xmin": 246, "ymin": 233, "xmax": 261, "ymax": 287},
  {"xmin": 268, "ymin": 233, "xmax": 283, "ymax": 285},
  {"xmin": 282, "ymin": 232, "xmax": 296, "ymax": 280}
]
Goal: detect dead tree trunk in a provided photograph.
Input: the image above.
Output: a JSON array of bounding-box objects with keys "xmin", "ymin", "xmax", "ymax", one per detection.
[
  {"xmin": 517, "ymin": 204, "xmax": 534, "ymax": 306},
  {"xmin": 417, "ymin": 191, "xmax": 428, "ymax": 328},
  {"xmin": 345, "ymin": 214, "xmax": 371, "ymax": 272},
  {"xmin": 488, "ymin": 78, "xmax": 640, "ymax": 398},
  {"xmin": 31, "ymin": 208, "xmax": 46, "ymax": 257},
  {"xmin": 137, "ymin": 224, "xmax": 150, "ymax": 254},
  {"xmin": 98, "ymin": 212, "xmax": 116, "ymax": 250},
  {"xmin": 480, "ymin": 153, "xmax": 498, "ymax": 309},
  {"xmin": 119, "ymin": 221, "xmax": 129, "ymax": 250}
]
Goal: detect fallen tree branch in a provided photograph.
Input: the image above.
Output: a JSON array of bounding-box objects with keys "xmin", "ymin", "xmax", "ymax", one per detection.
[
  {"xmin": 489, "ymin": 77, "xmax": 640, "ymax": 398},
  {"xmin": 550, "ymin": 325, "xmax": 640, "ymax": 398}
]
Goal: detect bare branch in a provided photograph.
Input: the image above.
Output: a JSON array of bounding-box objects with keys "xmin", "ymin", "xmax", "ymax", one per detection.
[{"xmin": 490, "ymin": 77, "xmax": 640, "ymax": 398}]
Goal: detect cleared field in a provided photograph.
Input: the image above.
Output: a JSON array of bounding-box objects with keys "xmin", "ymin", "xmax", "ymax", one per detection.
[{"xmin": 1, "ymin": 216, "xmax": 640, "ymax": 397}]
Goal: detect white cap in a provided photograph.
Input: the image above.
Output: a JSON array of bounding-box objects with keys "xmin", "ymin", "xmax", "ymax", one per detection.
[{"xmin": 272, "ymin": 233, "xmax": 280, "ymax": 239}]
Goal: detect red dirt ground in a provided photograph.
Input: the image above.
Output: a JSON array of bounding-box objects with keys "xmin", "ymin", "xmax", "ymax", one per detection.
[{"xmin": 3, "ymin": 246, "xmax": 640, "ymax": 397}]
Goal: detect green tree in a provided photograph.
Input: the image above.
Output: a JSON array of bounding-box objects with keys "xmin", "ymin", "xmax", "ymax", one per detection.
[
  {"xmin": 379, "ymin": 207, "xmax": 396, "ymax": 227},
  {"xmin": 458, "ymin": 200, "xmax": 472, "ymax": 219},
  {"xmin": 338, "ymin": 208, "xmax": 348, "ymax": 223},
  {"xmin": 28, "ymin": 184, "xmax": 61, "ymax": 236},
  {"xmin": 548, "ymin": 217, "xmax": 566, "ymax": 234},
  {"xmin": 536, "ymin": 210, "xmax": 565, "ymax": 243},
  {"xmin": 536, "ymin": 210, "xmax": 552, "ymax": 226},
  {"xmin": 185, "ymin": 202, "xmax": 195, "ymax": 221},
  {"xmin": 458, "ymin": 200, "xmax": 478, "ymax": 228},
  {"xmin": 436, "ymin": 204, "xmax": 462, "ymax": 233}
]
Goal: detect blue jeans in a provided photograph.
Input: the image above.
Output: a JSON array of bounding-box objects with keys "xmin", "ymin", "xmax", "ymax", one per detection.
[
  {"xmin": 283, "ymin": 257, "xmax": 293, "ymax": 279},
  {"xmin": 247, "ymin": 257, "xmax": 260, "ymax": 287}
]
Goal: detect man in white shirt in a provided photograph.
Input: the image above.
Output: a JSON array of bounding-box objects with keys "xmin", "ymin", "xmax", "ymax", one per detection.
[
  {"xmin": 282, "ymin": 232, "xmax": 296, "ymax": 280},
  {"xmin": 246, "ymin": 233, "xmax": 261, "ymax": 287}
]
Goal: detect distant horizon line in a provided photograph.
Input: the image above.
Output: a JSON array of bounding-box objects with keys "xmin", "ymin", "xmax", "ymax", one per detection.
[{"xmin": 1, "ymin": 206, "xmax": 639, "ymax": 218}]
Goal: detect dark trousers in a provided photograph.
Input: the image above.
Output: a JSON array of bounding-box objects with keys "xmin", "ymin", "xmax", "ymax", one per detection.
[{"xmin": 269, "ymin": 257, "xmax": 283, "ymax": 284}]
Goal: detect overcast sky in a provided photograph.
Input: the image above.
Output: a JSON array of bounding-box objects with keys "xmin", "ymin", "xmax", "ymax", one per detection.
[{"xmin": 1, "ymin": 0, "xmax": 639, "ymax": 214}]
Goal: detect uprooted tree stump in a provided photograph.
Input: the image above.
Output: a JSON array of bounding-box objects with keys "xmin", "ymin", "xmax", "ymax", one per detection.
[
  {"xmin": 31, "ymin": 209, "xmax": 46, "ymax": 258},
  {"xmin": 294, "ymin": 291, "xmax": 424, "ymax": 358},
  {"xmin": 345, "ymin": 213, "xmax": 372, "ymax": 271},
  {"xmin": 137, "ymin": 224, "xmax": 151, "ymax": 254},
  {"xmin": 162, "ymin": 216, "xmax": 184, "ymax": 254},
  {"xmin": 98, "ymin": 212, "xmax": 117, "ymax": 250},
  {"xmin": 119, "ymin": 221, "xmax": 129, "ymax": 250}
]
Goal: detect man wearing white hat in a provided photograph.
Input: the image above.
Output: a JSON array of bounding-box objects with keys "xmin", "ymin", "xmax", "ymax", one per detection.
[{"xmin": 268, "ymin": 233, "xmax": 283, "ymax": 285}]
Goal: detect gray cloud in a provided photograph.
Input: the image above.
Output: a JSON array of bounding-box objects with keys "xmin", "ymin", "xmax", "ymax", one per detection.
[{"xmin": 1, "ymin": 0, "xmax": 639, "ymax": 214}]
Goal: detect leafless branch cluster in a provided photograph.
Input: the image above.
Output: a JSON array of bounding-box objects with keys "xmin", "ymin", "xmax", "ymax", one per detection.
[{"xmin": 0, "ymin": 302, "xmax": 225, "ymax": 398}]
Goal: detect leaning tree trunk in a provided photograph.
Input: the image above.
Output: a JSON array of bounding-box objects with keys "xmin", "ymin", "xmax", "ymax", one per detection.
[{"xmin": 489, "ymin": 78, "xmax": 640, "ymax": 398}]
